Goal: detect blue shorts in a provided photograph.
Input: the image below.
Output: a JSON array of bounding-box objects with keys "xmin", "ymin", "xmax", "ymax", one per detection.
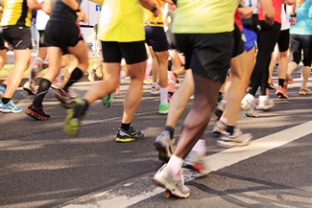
[{"xmin": 243, "ymin": 26, "xmax": 257, "ymax": 51}]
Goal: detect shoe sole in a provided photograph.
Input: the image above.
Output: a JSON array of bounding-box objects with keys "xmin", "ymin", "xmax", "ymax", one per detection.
[
  {"xmin": 154, "ymin": 142, "xmax": 172, "ymax": 162},
  {"xmin": 158, "ymin": 110, "xmax": 168, "ymax": 115},
  {"xmin": 153, "ymin": 179, "xmax": 189, "ymax": 199},
  {"xmin": 25, "ymin": 109, "xmax": 50, "ymax": 120},
  {"xmin": 23, "ymin": 87, "xmax": 36, "ymax": 95},
  {"xmin": 115, "ymin": 136, "xmax": 144, "ymax": 142}
]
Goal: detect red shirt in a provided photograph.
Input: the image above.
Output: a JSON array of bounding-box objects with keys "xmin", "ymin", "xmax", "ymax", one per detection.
[{"xmin": 258, "ymin": 0, "xmax": 283, "ymax": 24}]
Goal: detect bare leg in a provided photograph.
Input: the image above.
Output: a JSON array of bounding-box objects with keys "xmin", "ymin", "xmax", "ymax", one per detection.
[{"xmin": 174, "ymin": 73, "xmax": 222, "ymax": 159}]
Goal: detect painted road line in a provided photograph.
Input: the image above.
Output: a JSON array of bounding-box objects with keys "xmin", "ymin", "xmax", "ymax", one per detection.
[{"xmin": 63, "ymin": 121, "xmax": 312, "ymax": 208}]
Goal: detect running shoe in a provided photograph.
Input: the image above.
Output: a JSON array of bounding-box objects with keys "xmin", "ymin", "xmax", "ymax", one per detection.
[
  {"xmin": 257, "ymin": 95, "xmax": 274, "ymax": 110},
  {"xmin": 212, "ymin": 120, "xmax": 226, "ymax": 138},
  {"xmin": 245, "ymin": 99, "xmax": 258, "ymax": 117},
  {"xmin": 184, "ymin": 151, "xmax": 209, "ymax": 174},
  {"xmin": 115, "ymin": 126, "xmax": 145, "ymax": 142},
  {"xmin": 64, "ymin": 99, "xmax": 84, "ymax": 137},
  {"xmin": 150, "ymin": 83, "xmax": 160, "ymax": 95},
  {"xmin": 217, "ymin": 127, "xmax": 253, "ymax": 148},
  {"xmin": 287, "ymin": 75, "xmax": 295, "ymax": 84},
  {"xmin": 168, "ymin": 71, "xmax": 177, "ymax": 94},
  {"xmin": 154, "ymin": 129, "xmax": 175, "ymax": 162},
  {"xmin": 299, "ymin": 87, "xmax": 312, "ymax": 95},
  {"xmin": 0, "ymin": 100, "xmax": 22, "ymax": 113},
  {"xmin": 213, "ymin": 100, "xmax": 226, "ymax": 121},
  {"xmin": 54, "ymin": 88, "xmax": 71, "ymax": 108},
  {"xmin": 25, "ymin": 104, "xmax": 50, "ymax": 120},
  {"xmin": 241, "ymin": 93, "xmax": 255, "ymax": 110},
  {"xmin": 66, "ymin": 90, "xmax": 77, "ymax": 99},
  {"xmin": 102, "ymin": 90, "xmax": 116, "ymax": 107},
  {"xmin": 0, "ymin": 85, "xmax": 6, "ymax": 100},
  {"xmin": 275, "ymin": 86, "xmax": 289, "ymax": 99},
  {"xmin": 159, "ymin": 103, "xmax": 170, "ymax": 115},
  {"xmin": 51, "ymin": 76, "xmax": 63, "ymax": 89},
  {"xmin": 23, "ymin": 81, "xmax": 37, "ymax": 95},
  {"xmin": 153, "ymin": 164, "xmax": 190, "ymax": 199}
]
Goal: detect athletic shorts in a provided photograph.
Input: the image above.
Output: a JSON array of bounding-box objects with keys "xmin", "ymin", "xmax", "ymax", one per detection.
[
  {"xmin": 232, "ymin": 24, "xmax": 245, "ymax": 58},
  {"xmin": 2, "ymin": 26, "xmax": 33, "ymax": 49},
  {"xmin": 174, "ymin": 32, "xmax": 233, "ymax": 83},
  {"xmin": 44, "ymin": 20, "xmax": 80, "ymax": 52},
  {"xmin": 38, "ymin": 30, "xmax": 47, "ymax": 47},
  {"xmin": 0, "ymin": 34, "xmax": 7, "ymax": 50},
  {"xmin": 243, "ymin": 26, "xmax": 257, "ymax": 51},
  {"xmin": 290, "ymin": 34, "xmax": 312, "ymax": 66},
  {"xmin": 145, "ymin": 26, "xmax": 168, "ymax": 52},
  {"xmin": 277, "ymin": 29, "xmax": 290, "ymax": 52},
  {"xmin": 101, "ymin": 41, "xmax": 147, "ymax": 65}
]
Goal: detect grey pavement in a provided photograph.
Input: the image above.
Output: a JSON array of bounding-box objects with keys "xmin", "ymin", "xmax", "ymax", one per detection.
[{"xmin": 0, "ymin": 68, "xmax": 312, "ymax": 208}]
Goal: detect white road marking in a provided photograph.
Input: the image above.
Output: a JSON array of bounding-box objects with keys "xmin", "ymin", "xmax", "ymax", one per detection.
[{"xmin": 63, "ymin": 121, "xmax": 312, "ymax": 208}]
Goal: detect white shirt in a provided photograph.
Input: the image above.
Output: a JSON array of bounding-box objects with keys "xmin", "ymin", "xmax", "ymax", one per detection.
[
  {"xmin": 36, "ymin": 0, "xmax": 50, "ymax": 31},
  {"xmin": 243, "ymin": 0, "xmax": 260, "ymax": 14},
  {"xmin": 281, "ymin": 4, "xmax": 291, "ymax": 30}
]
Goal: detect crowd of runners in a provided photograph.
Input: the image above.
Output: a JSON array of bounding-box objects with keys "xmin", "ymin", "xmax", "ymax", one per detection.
[{"xmin": 0, "ymin": 0, "xmax": 311, "ymax": 199}]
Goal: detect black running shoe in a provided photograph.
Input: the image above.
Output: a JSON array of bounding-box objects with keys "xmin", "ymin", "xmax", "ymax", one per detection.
[
  {"xmin": 26, "ymin": 104, "xmax": 50, "ymax": 120},
  {"xmin": 116, "ymin": 126, "xmax": 145, "ymax": 142}
]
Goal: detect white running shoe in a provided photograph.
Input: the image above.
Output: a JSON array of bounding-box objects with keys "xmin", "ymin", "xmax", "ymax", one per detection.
[
  {"xmin": 154, "ymin": 129, "xmax": 175, "ymax": 162},
  {"xmin": 153, "ymin": 164, "xmax": 190, "ymax": 199},
  {"xmin": 257, "ymin": 95, "xmax": 274, "ymax": 110},
  {"xmin": 23, "ymin": 81, "xmax": 37, "ymax": 95},
  {"xmin": 212, "ymin": 120, "xmax": 226, "ymax": 138},
  {"xmin": 150, "ymin": 83, "xmax": 160, "ymax": 95},
  {"xmin": 241, "ymin": 93, "xmax": 255, "ymax": 110},
  {"xmin": 184, "ymin": 151, "xmax": 209, "ymax": 174},
  {"xmin": 217, "ymin": 127, "xmax": 252, "ymax": 148}
]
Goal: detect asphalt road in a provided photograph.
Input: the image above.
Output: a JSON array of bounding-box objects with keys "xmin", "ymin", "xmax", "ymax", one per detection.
[{"xmin": 1, "ymin": 68, "xmax": 312, "ymax": 208}]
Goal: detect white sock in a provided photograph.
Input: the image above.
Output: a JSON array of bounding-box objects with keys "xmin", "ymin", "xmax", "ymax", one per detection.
[
  {"xmin": 191, "ymin": 139, "xmax": 206, "ymax": 155},
  {"xmin": 167, "ymin": 154, "xmax": 184, "ymax": 175},
  {"xmin": 120, "ymin": 70, "xmax": 127, "ymax": 80},
  {"xmin": 160, "ymin": 87, "xmax": 168, "ymax": 105}
]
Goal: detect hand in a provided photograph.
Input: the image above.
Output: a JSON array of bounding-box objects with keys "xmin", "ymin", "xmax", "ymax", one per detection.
[
  {"xmin": 153, "ymin": 7, "xmax": 160, "ymax": 17},
  {"xmin": 290, "ymin": 17, "xmax": 296, "ymax": 25},
  {"xmin": 76, "ymin": 9, "xmax": 88, "ymax": 23}
]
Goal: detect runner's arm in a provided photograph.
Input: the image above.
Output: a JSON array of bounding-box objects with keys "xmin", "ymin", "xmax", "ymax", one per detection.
[
  {"xmin": 260, "ymin": 0, "xmax": 275, "ymax": 25},
  {"xmin": 139, "ymin": 0, "xmax": 160, "ymax": 17},
  {"xmin": 27, "ymin": 0, "xmax": 42, "ymax": 10}
]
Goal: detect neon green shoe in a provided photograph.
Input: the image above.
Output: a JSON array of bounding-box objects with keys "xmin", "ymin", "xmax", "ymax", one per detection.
[
  {"xmin": 64, "ymin": 99, "xmax": 83, "ymax": 137},
  {"xmin": 102, "ymin": 90, "xmax": 116, "ymax": 107},
  {"xmin": 158, "ymin": 103, "xmax": 170, "ymax": 115}
]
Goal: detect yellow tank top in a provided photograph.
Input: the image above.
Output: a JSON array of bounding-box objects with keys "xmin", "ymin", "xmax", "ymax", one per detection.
[
  {"xmin": 143, "ymin": 0, "xmax": 164, "ymax": 27},
  {"xmin": 98, "ymin": 0, "xmax": 145, "ymax": 42},
  {"xmin": 1, "ymin": 0, "xmax": 32, "ymax": 27}
]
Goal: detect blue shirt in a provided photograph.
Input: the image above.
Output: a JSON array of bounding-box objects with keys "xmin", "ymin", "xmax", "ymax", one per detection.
[{"xmin": 290, "ymin": 0, "xmax": 312, "ymax": 35}]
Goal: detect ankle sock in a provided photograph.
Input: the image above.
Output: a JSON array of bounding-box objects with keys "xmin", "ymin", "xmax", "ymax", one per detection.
[
  {"xmin": 121, "ymin": 123, "xmax": 131, "ymax": 131},
  {"xmin": 167, "ymin": 154, "xmax": 184, "ymax": 175},
  {"xmin": 2, "ymin": 97, "xmax": 10, "ymax": 104},
  {"xmin": 164, "ymin": 126, "xmax": 174, "ymax": 139},
  {"xmin": 278, "ymin": 79, "xmax": 285, "ymax": 87},
  {"xmin": 226, "ymin": 125, "xmax": 235, "ymax": 135}
]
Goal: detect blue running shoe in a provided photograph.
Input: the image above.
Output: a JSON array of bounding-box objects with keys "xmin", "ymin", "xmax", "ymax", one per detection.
[
  {"xmin": 0, "ymin": 100, "xmax": 22, "ymax": 113},
  {"xmin": 0, "ymin": 85, "xmax": 6, "ymax": 100}
]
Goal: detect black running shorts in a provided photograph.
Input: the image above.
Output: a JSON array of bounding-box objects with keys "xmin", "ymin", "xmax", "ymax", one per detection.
[
  {"xmin": 38, "ymin": 30, "xmax": 47, "ymax": 48},
  {"xmin": 2, "ymin": 26, "xmax": 33, "ymax": 49},
  {"xmin": 101, "ymin": 41, "xmax": 147, "ymax": 65},
  {"xmin": 232, "ymin": 24, "xmax": 245, "ymax": 58},
  {"xmin": 44, "ymin": 20, "xmax": 80, "ymax": 52},
  {"xmin": 277, "ymin": 29, "xmax": 290, "ymax": 52},
  {"xmin": 145, "ymin": 26, "xmax": 168, "ymax": 52},
  {"xmin": 174, "ymin": 32, "xmax": 233, "ymax": 83}
]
